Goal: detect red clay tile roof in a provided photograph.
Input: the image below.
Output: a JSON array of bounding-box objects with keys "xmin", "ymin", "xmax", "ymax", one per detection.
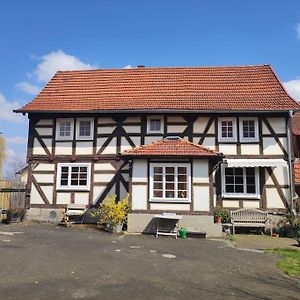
[
  {"xmin": 16, "ymin": 65, "xmax": 300, "ymax": 113},
  {"xmin": 122, "ymin": 138, "xmax": 221, "ymax": 157},
  {"xmin": 294, "ymin": 160, "xmax": 300, "ymax": 185},
  {"xmin": 292, "ymin": 111, "xmax": 300, "ymax": 135}
]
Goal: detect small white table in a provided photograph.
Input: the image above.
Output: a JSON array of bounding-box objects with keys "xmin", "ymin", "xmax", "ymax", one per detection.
[{"xmin": 154, "ymin": 213, "xmax": 182, "ymax": 239}]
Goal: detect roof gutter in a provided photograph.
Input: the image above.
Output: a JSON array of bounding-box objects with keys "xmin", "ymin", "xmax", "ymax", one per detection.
[{"xmin": 14, "ymin": 109, "xmax": 300, "ymax": 115}]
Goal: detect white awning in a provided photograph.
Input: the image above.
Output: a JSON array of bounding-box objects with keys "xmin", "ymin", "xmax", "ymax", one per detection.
[{"xmin": 224, "ymin": 159, "xmax": 287, "ymax": 168}]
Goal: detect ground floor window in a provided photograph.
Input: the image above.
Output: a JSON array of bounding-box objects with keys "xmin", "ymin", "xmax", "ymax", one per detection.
[
  {"xmin": 222, "ymin": 166, "xmax": 260, "ymax": 198},
  {"xmin": 57, "ymin": 163, "xmax": 91, "ymax": 191},
  {"xmin": 150, "ymin": 163, "xmax": 191, "ymax": 202}
]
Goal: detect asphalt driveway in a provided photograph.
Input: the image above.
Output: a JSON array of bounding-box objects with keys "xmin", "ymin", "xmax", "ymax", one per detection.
[{"xmin": 0, "ymin": 223, "xmax": 299, "ymax": 300}]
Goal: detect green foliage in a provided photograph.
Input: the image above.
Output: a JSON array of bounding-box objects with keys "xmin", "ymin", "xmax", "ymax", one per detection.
[
  {"xmin": 267, "ymin": 248, "xmax": 300, "ymax": 276},
  {"xmin": 278, "ymin": 213, "xmax": 300, "ymax": 246},
  {"xmin": 6, "ymin": 208, "xmax": 26, "ymax": 223},
  {"xmin": 92, "ymin": 194, "xmax": 130, "ymax": 226},
  {"xmin": 214, "ymin": 207, "xmax": 230, "ymax": 223}
]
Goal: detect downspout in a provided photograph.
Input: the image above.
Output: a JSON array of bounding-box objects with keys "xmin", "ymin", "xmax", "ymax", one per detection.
[{"xmin": 287, "ymin": 110, "xmax": 295, "ymax": 214}]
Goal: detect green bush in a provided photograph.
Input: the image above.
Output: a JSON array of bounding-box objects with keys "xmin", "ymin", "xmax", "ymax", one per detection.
[{"xmin": 278, "ymin": 213, "xmax": 300, "ymax": 246}]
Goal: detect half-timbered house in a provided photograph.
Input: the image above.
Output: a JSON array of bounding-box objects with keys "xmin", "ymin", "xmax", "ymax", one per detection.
[{"xmin": 15, "ymin": 65, "xmax": 299, "ymax": 236}]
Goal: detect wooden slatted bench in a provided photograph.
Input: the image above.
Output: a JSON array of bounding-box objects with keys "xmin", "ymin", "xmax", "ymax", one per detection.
[
  {"xmin": 230, "ymin": 208, "xmax": 272, "ymax": 235},
  {"xmin": 63, "ymin": 204, "xmax": 87, "ymax": 225}
]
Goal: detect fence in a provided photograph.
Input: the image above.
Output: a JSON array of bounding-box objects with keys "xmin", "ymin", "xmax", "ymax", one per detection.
[{"xmin": 0, "ymin": 180, "xmax": 27, "ymax": 210}]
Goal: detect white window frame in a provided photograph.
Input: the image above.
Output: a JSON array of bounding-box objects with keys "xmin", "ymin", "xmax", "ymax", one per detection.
[
  {"xmin": 221, "ymin": 165, "xmax": 260, "ymax": 199},
  {"xmin": 149, "ymin": 163, "xmax": 191, "ymax": 203},
  {"xmin": 55, "ymin": 118, "xmax": 74, "ymax": 141},
  {"xmin": 76, "ymin": 118, "xmax": 94, "ymax": 140},
  {"xmin": 56, "ymin": 163, "xmax": 91, "ymax": 191},
  {"xmin": 239, "ymin": 117, "xmax": 259, "ymax": 142},
  {"xmin": 218, "ymin": 117, "xmax": 237, "ymax": 142},
  {"xmin": 147, "ymin": 116, "xmax": 164, "ymax": 134}
]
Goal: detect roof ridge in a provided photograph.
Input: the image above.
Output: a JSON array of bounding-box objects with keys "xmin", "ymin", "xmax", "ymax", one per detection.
[{"xmin": 55, "ymin": 64, "xmax": 271, "ymax": 74}]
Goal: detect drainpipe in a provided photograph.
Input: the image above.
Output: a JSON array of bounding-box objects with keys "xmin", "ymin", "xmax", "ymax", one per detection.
[{"xmin": 287, "ymin": 110, "xmax": 295, "ymax": 214}]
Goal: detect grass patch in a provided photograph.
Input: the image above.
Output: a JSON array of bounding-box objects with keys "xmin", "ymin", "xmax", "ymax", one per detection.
[
  {"xmin": 225, "ymin": 234, "xmax": 235, "ymax": 242},
  {"xmin": 266, "ymin": 248, "xmax": 300, "ymax": 276}
]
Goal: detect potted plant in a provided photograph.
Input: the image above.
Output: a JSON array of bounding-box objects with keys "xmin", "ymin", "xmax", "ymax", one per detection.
[
  {"xmin": 92, "ymin": 194, "xmax": 130, "ymax": 233},
  {"xmin": 214, "ymin": 207, "xmax": 230, "ymax": 224},
  {"xmin": 6, "ymin": 208, "xmax": 26, "ymax": 223}
]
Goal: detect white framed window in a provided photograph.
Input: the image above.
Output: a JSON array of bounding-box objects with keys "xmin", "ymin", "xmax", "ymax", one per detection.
[
  {"xmin": 239, "ymin": 117, "xmax": 259, "ymax": 142},
  {"xmin": 221, "ymin": 165, "xmax": 260, "ymax": 199},
  {"xmin": 56, "ymin": 118, "xmax": 74, "ymax": 140},
  {"xmin": 76, "ymin": 118, "xmax": 94, "ymax": 140},
  {"xmin": 57, "ymin": 163, "xmax": 91, "ymax": 191},
  {"xmin": 150, "ymin": 163, "xmax": 191, "ymax": 202},
  {"xmin": 147, "ymin": 116, "xmax": 164, "ymax": 134},
  {"xmin": 218, "ymin": 117, "xmax": 237, "ymax": 142}
]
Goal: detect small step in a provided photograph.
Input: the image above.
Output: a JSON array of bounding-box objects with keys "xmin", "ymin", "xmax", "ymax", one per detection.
[{"xmin": 186, "ymin": 231, "xmax": 206, "ymax": 238}]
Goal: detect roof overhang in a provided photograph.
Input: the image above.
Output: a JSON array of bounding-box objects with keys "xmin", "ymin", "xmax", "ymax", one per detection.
[{"xmin": 14, "ymin": 109, "xmax": 300, "ymax": 115}]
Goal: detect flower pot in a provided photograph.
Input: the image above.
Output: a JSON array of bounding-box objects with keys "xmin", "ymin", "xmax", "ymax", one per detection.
[
  {"xmin": 215, "ymin": 216, "xmax": 222, "ymax": 224},
  {"xmin": 106, "ymin": 223, "xmax": 123, "ymax": 233}
]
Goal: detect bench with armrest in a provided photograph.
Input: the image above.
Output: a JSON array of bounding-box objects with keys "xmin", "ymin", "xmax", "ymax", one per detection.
[
  {"xmin": 230, "ymin": 208, "xmax": 272, "ymax": 235},
  {"xmin": 64, "ymin": 204, "xmax": 87, "ymax": 225}
]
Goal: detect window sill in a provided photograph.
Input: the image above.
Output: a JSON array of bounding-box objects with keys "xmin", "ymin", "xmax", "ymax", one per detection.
[
  {"xmin": 56, "ymin": 187, "xmax": 90, "ymax": 192},
  {"xmin": 222, "ymin": 194, "xmax": 260, "ymax": 199},
  {"xmin": 149, "ymin": 199, "xmax": 191, "ymax": 204}
]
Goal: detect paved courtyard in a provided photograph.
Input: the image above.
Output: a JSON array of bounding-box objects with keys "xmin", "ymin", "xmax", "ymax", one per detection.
[{"xmin": 0, "ymin": 223, "xmax": 299, "ymax": 300}]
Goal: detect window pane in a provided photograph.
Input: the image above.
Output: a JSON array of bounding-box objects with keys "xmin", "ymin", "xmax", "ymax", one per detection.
[
  {"xmin": 79, "ymin": 120, "xmax": 91, "ymax": 137},
  {"xmin": 150, "ymin": 119, "xmax": 161, "ymax": 131},
  {"xmin": 79, "ymin": 180, "xmax": 87, "ymax": 186},
  {"xmin": 166, "ymin": 191, "xmax": 174, "ymax": 198},
  {"xmin": 166, "ymin": 175, "xmax": 175, "ymax": 181},
  {"xmin": 178, "ymin": 175, "xmax": 187, "ymax": 182},
  {"xmin": 178, "ymin": 182, "xmax": 187, "ymax": 190},
  {"xmin": 166, "ymin": 182, "xmax": 174, "ymax": 190},
  {"xmin": 166, "ymin": 167, "xmax": 174, "ymax": 174},
  {"xmin": 60, "ymin": 121, "xmax": 71, "ymax": 137},
  {"xmin": 60, "ymin": 180, "xmax": 68, "ymax": 186},
  {"xmin": 154, "ymin": 190, "xmax": 163, "ymax": 197},
  {"xmin": 247, "ymin": 185, "xmax": 256, "ymax": 193},
  {"xmin": 235, "ymin": 185, "xmax": 244, "ymax": 193},
  {"xmin": 178, "ymin": 167, "xmax": 187, "ymax": 174},
  {"xmin": 154, "ymin": 182, "xmax": 163, "ymax": 189},
  {"xmin": 226, "ymin": 184, "xmax": 234, "ymax": 193},
  {"xmin": 61, "ymin": 167, "xmax": 68, "ymax": 173},
  {"xmin": 154, "ymin": 167, "xmax": 162, "ymax": 174},
  {"xmin": 154, "ymin": 174, "xmax": 163, "ymax": 181},
  {"xmin": 178, "ymin": 191, "xmax": 187, "ymax": 198}
]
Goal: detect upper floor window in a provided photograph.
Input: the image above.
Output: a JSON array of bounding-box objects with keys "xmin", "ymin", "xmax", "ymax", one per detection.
[
  {"xmin": 147, "ymin": 116, "xmax": 164, "ymax": 134},
  {"xmin": 218, "ymin": 117, "xmax": 237, "ymax": 142},
  {"xmin": 57, "ymin": 163, "xmax": 91, "ymax": 191},
  {"xmin": 56, "ymin": 118, "xmax": 74, "ymax": 140},
  {"xmin": 76, "ymin": 118, "xmax": 94, "ymax": 140},
  {"xmin": 221, "ymin": 166, "xmax": 260, "ymax": 198},
  {"xmin": 239, "ymin": 117, "xmax": 259, "ymax": 142}
]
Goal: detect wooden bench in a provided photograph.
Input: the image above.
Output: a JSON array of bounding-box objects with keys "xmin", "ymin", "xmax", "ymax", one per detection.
[
  {"xmin": 64, "ymin": 204, "xmax": 87, "ymax": 225},
  {"xmin": 230, "ymin": 208, "xmax": 272, "ymax": 235}
]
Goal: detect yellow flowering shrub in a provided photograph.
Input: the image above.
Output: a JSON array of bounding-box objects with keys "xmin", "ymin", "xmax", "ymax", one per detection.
[{"xmin": 93, "ymin": 194, "xmax": 130, "ymax": 226}]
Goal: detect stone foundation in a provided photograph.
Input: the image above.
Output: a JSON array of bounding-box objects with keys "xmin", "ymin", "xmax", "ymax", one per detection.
[{"xmin": 127, "ymin": 213, "xmax": 222, "ymax": 238}]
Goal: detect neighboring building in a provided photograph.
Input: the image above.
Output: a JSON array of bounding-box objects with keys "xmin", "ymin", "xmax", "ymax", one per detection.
[
  {"xmin": 15, "ymin": 65, "xmax": 299, "ymax": 235},
  {"xmin": 16, "ymin": 165, "xmax": 28, "ymax": 183},
  {"xmin": 292, "ymin": 112, "xmax": 300, "ymax": 201}
]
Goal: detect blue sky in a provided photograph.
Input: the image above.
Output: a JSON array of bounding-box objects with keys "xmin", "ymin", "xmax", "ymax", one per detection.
[{"xmin": 1, "ymin": 0, "xmax": 300, "ymax": 175}]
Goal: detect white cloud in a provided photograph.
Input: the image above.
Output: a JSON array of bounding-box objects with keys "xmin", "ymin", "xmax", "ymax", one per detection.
[
  {"xmin": 15, "ymin": 81, "xmax": 40, "ymax": 95},
  {"xmin": 283, "ymin": 79, "xmax": 300, "ymax": 101},
  {"xmin": 34, "ymin": 50, "xmax": 96, "ymax": 82},
  {"xmin": 123, "ymin": 65, "xmax": 133, "ymax": 69},
  {"xmin": 6, "ymin": 136, "xmax": 27, "ymax": 145},
  {"xmin": 297, "ymin": 23, "xmax": 300, "ymax": 38},
  {"xmin": 0, "ymin": 93, "xmax": 23, "ymax": 123}
]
